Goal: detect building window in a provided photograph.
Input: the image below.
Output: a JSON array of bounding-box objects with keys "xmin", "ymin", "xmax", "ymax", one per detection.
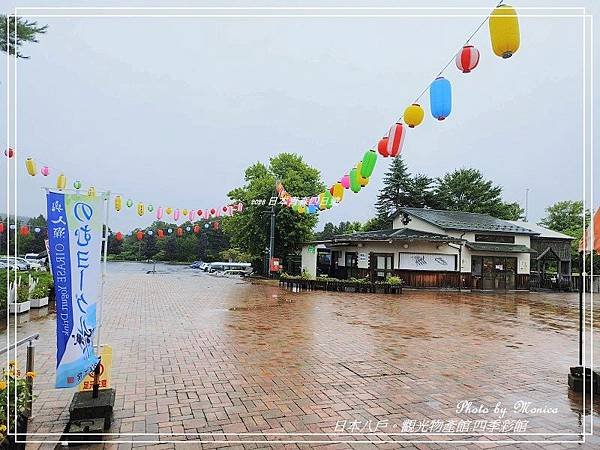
[{"xmin": 474, "ymin": 234, "xmax": 515, "ymax": 244}]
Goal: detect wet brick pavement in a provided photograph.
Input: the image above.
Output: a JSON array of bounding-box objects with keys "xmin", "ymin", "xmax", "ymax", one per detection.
[{"xmin": 3, "ymin": 264, "xmax": 599, "ymax": 449}]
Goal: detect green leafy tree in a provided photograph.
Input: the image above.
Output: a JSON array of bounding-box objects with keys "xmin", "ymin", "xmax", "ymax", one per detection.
[
  {"xmin": 223, "ymin": 153, "xmax": 324, "ymax": 270},
  {"xmin": 0, "ymin": 15, "xmax": 47, "ymax": 58},
  {"xmin": 219, "ymin": 248, "xmax": 252, "ymax": 263},
  {"xmin": 314, "ymin": 221, "xmax": 363, "ymax": 240},
  {"xmin": 539, "ymin": 200, "xmax": 590, "ymax": 261},
  {"xmin": 434, "ymin": 168, "xmax": 524, "ymax": 220},
  {"xmin": 374, "ymin": 157, "xmax": 439, "ymax": 228}
]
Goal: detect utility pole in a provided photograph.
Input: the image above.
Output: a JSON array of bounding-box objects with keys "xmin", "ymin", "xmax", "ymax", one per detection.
[{"xmin": 525, "ymin": 188, "xmax": 530, "ymax": 221}]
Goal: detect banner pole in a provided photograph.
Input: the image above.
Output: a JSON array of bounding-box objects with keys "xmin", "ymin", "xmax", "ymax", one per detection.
[{"xmin": 96, "ymin": 191, "xmax": 110, "ymax": 354}]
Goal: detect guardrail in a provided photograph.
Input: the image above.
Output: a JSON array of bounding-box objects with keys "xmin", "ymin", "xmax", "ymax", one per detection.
[{"xmin": 1, "ymin": 333, "xmax": 39, "ymax": 418}]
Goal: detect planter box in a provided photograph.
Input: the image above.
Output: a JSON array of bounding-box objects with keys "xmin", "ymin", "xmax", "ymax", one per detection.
[
  {"xmin": 9, "ymin": 301, "xmax": 31, "ymax": 314},
  {"xmin": 30, "ymin": 296, "xmax": 49, "ymax": 308}
]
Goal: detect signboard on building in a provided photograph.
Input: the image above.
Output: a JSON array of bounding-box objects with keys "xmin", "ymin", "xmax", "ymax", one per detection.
[{"xmin": 399, "ymin": 253, "xmax": 456, "ymax": 271}]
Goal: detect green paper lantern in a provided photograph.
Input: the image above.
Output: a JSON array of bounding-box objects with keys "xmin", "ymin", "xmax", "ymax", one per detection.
[
  {"xmin": 349, "ymin": 168, "xmax": 361, "ymax": 193},
  {"xmin": 126, "ymin": 199, "xmax": 133, "ymax": 208},
  {"xmin": 360, "ymin": 149, "xmax": 377, "ymax": 178},
  {"xmin": 73, "ymin": 180, "xmax": 82, "ymax": 190}
]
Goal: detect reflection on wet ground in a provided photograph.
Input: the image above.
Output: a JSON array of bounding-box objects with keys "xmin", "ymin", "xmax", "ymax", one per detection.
[{"xmin": 3, "ymin": 262, "xmax": 599, "ymax": 448}]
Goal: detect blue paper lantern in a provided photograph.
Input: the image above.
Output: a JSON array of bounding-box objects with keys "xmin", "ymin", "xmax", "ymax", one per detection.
[{"xmin": 429, "ymin": 77, "xmax": 452, "ymax": 120}]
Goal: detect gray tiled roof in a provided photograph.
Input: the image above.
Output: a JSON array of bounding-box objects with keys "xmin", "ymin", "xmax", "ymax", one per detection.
[
  {"xmin": 465, "ymin": 242, "xmax": 537, "ymax": 253},
  {"xmin": 327, "ymin": 228, "xmax": 463, "ymax": 244},
  {"xmin": 399, "ymin": 208, "xmax": 538, "ymax": 235}
]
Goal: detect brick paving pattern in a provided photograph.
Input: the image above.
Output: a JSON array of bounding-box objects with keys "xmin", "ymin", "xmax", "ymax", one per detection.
[{"xmin": 2, "ymin": 263, "xmax": 599, "ymax": 449}]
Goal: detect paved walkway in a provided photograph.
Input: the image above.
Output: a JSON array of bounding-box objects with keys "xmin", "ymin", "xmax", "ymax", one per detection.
[{"xmin": 3, "ymin": 264, "xmax": 599, "ymax": 448}]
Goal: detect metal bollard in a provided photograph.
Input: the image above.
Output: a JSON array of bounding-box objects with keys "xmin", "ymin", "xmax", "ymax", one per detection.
[{"xmin": 25, "ymin": 341, "xmax": 35, "ymax": 418}]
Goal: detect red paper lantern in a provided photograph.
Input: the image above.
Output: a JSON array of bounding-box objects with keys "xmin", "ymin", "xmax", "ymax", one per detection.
[
  {"xmin": 5, "ymin": 147, "xmax": 14, "ymax": 158},
  {"xmin": 136, "ymin": 231, "xmax": 144, "ymax": 241},
  {"xmin": 197, "ymin": 209, "xmax": 203, "ymax": 216},
  {"xmin": 377, "ymin": 136, "xmax": 389, "ymax": 157},
  {"xmin": 210, "ymin": 208, "xmax": 216, "ymax": 216},
  {"xmin": 115, "ymin": 232, "xmax": 123, "ymax": 241},
  {"xmin": 157, "ymin": 229, "xmax": 164, "ymax": 239},
  {"xmin": 0, "ymin": 223, "xmax": 4, "ymax": 234},
  {"xmin": 386, "ymin": 123, "xmax": 405, "ymax": 157},
  {"xmin": 193, "ymin": 224, "xmax": 200, "ymax": 234},
  {"xmin": 176, "ymin": 227, "xmax": 183, "ymax": 237},
  {"xmin": 212, "ymin": 221, "xmax": 220, "ymax": 230},
  {"xmin": 456, "ymin": 45, "xmax": 480, "ymax": 73},
  {"xmin": 20, "ymin": 225, "xmax": 29, "ymax": 237}
]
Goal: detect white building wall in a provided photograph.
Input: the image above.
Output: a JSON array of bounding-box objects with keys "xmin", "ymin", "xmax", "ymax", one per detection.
[
  {"xmin": 300, "ymin": 245, "xmax": 318, "ymax": 279},
  {"xmin": 392, "ymin": 215, "xmax": 445, "ymax": 234}
]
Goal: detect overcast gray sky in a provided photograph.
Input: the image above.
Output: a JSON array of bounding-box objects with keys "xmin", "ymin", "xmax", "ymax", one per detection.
[{"xmin": 2, "ymin": 0, "xmax": 598, "ymax": 232}]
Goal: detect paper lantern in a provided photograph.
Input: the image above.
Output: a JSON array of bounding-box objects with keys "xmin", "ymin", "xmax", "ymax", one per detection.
[
  {"xmin": 157, "ymin": 229, "xmax": 164, "ymax": 239},
  {"xmin": 87, "ymin": 187, "xmax": 96, "ymax": 197},
  {"xmin": 298, "ymin": 205, "xmax": 306, "ymax": 214},
  {"xmin": 324, "ymin": 191, "xmax": 333, "ymax": 209},
  {"xmin": 41, "ymin": 166, "xmax": 49, "ymax": 176},
  {"xmin": 386, "ymin": 123, "xmax": 405, "ymax": 157},
  {"xmin": 377, "ymin": 137, "xmax": 389, "ymax": 157},
  {"xmin": 156, "ymin": 206, "xmax": 163, "ymax": 220},
  {"xmin": 136, "ymin": 230, "xmax": 144, "ymax": 241},
  {"xmin": 430, "ymin": 77, "xmax": 452, "ymax": 120},
  {"xmin": 341, "ymin": 174, "xmax": 350, "ymax": 189},
  {"xmin": 210, "ymin": 208, "xmax": 216, "ymax": 217},
  {"xmin": 332, "ymin": 182, "xmax": 344, "ymax": 202},
  {"xmin": 137, "ymin": 202, "xmax": 144, "ymax": 216},
  {"xmin": 182, "ymin": 209, "xmax": 189, "ymax": 216},
  {"xmin": 115, "ymin": 195, "xmax": 122, "ymax": 212},
  {"xmin": 489, "ymin": 5, "xmax": 520, "ymax": 59},
  {"xmin": 34, "ymin": 227, "xmax": 41, "ymax": 233},
  {"xmin": 236, "ymin": 203, "xmax": 244, "ymax": 213},
  {"xmin": 167, "ymin": 228, "xmax": 173, "ymax": 234},
  {"xmin": 193, "ymin": 224, "xmax": 200, "ymax": 234},
  {"xmin": 20, "ymin": 225, "xmax": 29, "ymax": 237},
  {"xmin": 455, "ymin": 45, "xmax": 480, "ymax": 73},
  {"xmin": 204, "ymin": 223, "xmax": 209, "ymax": 229},
  {"xmin": 404, "ymin": 104, "xmax": 424, "ymax": 128},
  {"xmin": 197, "ymin": 209, "xmax": 203, "ymax": 216},
  {"xmin": 147, "ymin": 230, "xmax": 153, "ymax": 236},
  {"xmin": 213, "ymin": 221, "xmax": 220, "ymax": 230},
  {"xmin": 355, "ymin": 163, "xmax": 369, "ymax": 187},
  {"xmin": 5, "ymin": 148, "xmax": 14, "ymax": 158},
  {"xmin": 56, "ymin": 173, "xmax": 66, "ymax": 190},
  {"xmin": 203, "ymin": 209, "xmax": 210, "ymax": 220},
  {"xmin": 25, "ymin": 158, "xmax": 37, "ymax": 176},
  {"xmin": 147, "ymin": 204, "xmax": 154, "ymax": 212},
  {"xmin": 115, "ymin": 232, "xmax": 123, "ymax": 241},
  {"xmin": 73, "ymin": 180, "xmax": 82, "ymax": 190},
  {"xmin": 0, "ymin": 223, "xmax": 4, "ymax": 234},
  {"xmin": 176, "ymin": 227, "xmax": 183, "ymax": 237},
  {"xmin": 349, "ymin": 168, "xmax": 361, "ymax": 193},
  {"xmin": 174, "ymin": 209, "xmax": 180, "ymax": 221},
  {"xmin": 189, "ymin": 210, "xmax": 196, "ymax": 221},
  {"xmin": 360, "ymin": 150, "xmax": 377, "ymax": 178},
  {"xmin": 308, "ymin": 205, "xmax": 318, "ymax": 214},
  {"xmin": 166, "ymin": 207, "xmax": 173, "ymax": 215},
  {"xmin": 127, "ymin": 199, "xmax": 133, "ymax": 208},
  {"xmin": 186, "ymin": 226, "xmax": 191, "ymax": 232}
]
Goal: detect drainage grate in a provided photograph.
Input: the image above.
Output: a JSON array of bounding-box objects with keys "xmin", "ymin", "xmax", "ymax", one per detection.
[{"xmin": 339, "ymin": 360, "xmax": 408, "ymax": 378}]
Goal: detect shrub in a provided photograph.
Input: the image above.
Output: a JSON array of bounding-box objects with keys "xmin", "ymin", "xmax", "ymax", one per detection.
[
  {"xmin": 387, "ymin": 276, "xmax": 403, "ymax": 285},
  {"xmin": 16, "ymin": 285, "xmax": 29, "ymax": 303},
  {"xmin": 30, "ymin": 285, "xmax": 49, "ymax": 299}
]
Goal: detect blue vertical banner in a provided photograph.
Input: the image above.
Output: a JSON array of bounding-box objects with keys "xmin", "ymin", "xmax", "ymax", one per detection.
[{"xmin": 46, "ymin": 191, "xmax": 104, "ymax": 388}]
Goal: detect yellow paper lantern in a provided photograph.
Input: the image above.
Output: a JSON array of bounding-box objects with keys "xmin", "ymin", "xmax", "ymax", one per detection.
[
  {"xmin": 115, "ymin": 195, "xmax": 122, "ymax": 212},
  {"xmin": 356, "ymin": 163, "xmax": 369, "ymax": 187},
  {"xmin": 137, "ymin": 202, "xmax": 145, "ymax": 216},
  {"xmin": 489, "ymin": 5, "xmax": 520, "ymax": 59},
  {"xmin": 166, "ymin": 207, "xmax": 173, "ymax": 215},
  {"xmin": 403, "ymin": 103, "xmax": 424, "ymax": 128},
  {"xmin": 56, "ymin": 173, "xmax": 66, "ymax": 190},
  {"xmin": 87, "ymin": 186, "xmax": 96, "ymax": 197},
  {"xmin": 25, "ymin": 158, "xmax": 37, "ymax": 176},
  {"xmin": 332, "ymin": 182, "xmax": 344, "ymax": 203},
  {"xmin": 182, "ymin": 209, "xmax": 189, "ymax": 216}
]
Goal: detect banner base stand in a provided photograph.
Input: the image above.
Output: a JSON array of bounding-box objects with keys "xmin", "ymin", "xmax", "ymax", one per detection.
[
  {"xmin": 68, "ymin": 388, "xmax": 116, "ymax": 432},
  {"xmin": 568, "ymin": 366, "xmax": 600, "ymax": 395}
]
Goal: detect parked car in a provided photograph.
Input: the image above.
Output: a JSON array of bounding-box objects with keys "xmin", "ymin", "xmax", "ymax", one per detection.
[
  {"xmin": 189, "ymin": 261, "xmax": 204, "ymax": 269},
  {"xmin": 25, "ymin": 253, "xmax": 46, "ymax": 265},
  {"xmin": 0, "ymin": 256, "xmax": 30, "ymax": 271},
  {"xmin": 207, "ymin": 262, "xmax": 252, "ymax": 274},
  {"xmin": 21, "ymin": 255, "xmax": 42, "ymax": 270},
  {"xmin": 198, "ymin": 262, "xmax": 210, "ymax": 272},
  {"xmin": 0, "ymin": 260, "xmax": 7, "ymax": 270}
]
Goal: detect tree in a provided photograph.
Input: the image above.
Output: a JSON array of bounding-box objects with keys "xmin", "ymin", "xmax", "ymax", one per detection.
[
  {"xmin": 539, "ymin": 200, "xmax": 589, "ymax": 259},
  {"xmin": 0, "ymin": 15, "xmax": 47, "ymax": 58},
  {"xmin": 219, "ymin": 248, "xmax": 252, "ymax": 263},
  {"xmin": 314, "ymin": 221, "xmax": 362, "ymax": 240},
  {"xmin": 434, "ymin": 168, "xmax": 524, "ymax": 220},
  {"xmin": 223, "ymin": 153, "xmax": 324, "ymax": 270},
  {"xmin": 374, "ymin": 157, "xmax": 439, "ymax": 228}
]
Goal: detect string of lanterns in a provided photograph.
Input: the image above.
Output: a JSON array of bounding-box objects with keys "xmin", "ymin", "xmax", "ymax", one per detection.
[
  {"xmin": 7, "ymin": 153, "xmax": 244, "ymax": 222},
  {"xmin": 276, "ymin": 2, "xmax": 520, "ymax": 214}
]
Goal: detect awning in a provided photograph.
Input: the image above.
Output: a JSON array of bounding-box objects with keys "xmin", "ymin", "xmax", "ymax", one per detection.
[{"xmin": 465, "ymin": 242, "xmax": 537, "ymax": 253}]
